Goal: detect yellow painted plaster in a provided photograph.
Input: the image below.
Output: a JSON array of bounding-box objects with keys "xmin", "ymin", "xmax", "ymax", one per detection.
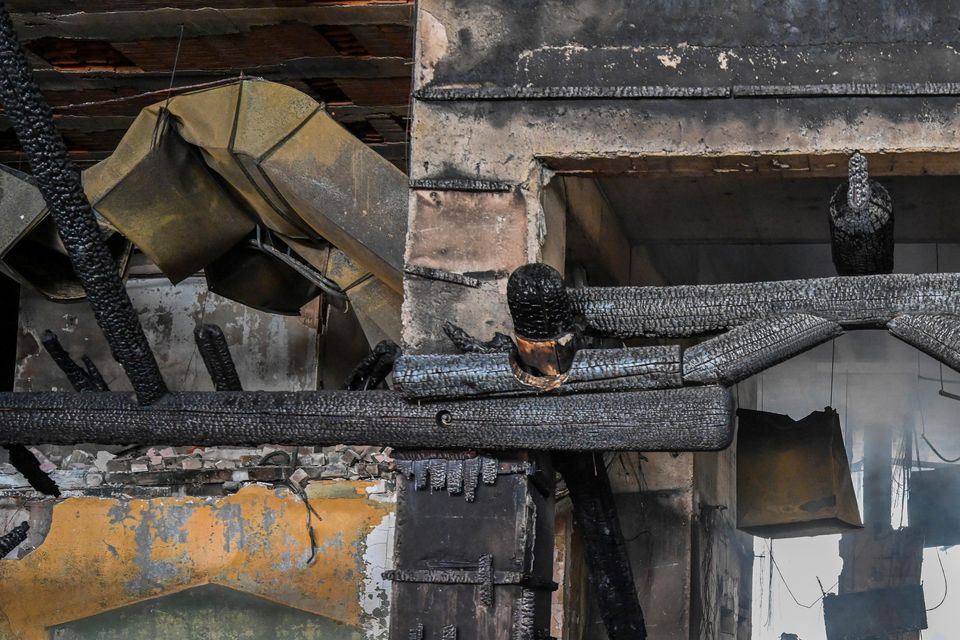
[{"xmin": 0, "ymin": 482, "xmax": 392, "ymax": 640}]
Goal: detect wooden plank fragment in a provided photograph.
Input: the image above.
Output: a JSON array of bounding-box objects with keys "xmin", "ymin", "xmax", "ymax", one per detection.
[
  {"xmin": 683, "ymin": 314, "xmax": 843, "ymax": 385},
  {"xmin": 0, "ymin": 388, "xmax": 733, "ymax": 451},
  {"xmin": 888, "ymin": 313, "xmax": 960, "ymax": 372},
  {"xmin": 393, "ymin": 346, "xmax": 681, "ymax": 400},
  {"xmin": 571, "ymin": 273, "xmax": 960, "ymax": 339}
]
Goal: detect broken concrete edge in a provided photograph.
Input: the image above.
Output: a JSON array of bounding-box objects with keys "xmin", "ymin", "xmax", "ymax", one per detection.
[{"xmin": 0, "ymin": 443, "xmax": 396, "ymax": 496}]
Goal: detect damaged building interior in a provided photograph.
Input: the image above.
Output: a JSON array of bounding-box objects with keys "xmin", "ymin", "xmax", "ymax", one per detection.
[{"xmin": 2, "ymin": 1, "xmax": 960, "ymax": 639}]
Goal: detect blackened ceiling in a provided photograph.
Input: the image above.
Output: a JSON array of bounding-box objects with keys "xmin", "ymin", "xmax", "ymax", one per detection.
[{"xmin": 1, "ymin": 1, "xmax": 414, "ymax": 169}]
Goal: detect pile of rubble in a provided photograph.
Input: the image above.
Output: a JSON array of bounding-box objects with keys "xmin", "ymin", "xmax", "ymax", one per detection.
[{"xmin": 0, "ymin": 444, "xmax": 395, "ymax": 495}]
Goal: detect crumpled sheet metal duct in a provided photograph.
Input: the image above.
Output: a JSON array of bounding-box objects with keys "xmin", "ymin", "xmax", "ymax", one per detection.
[
  {"xmin": 736, "ymin": 407, "xmax": 862, "ymax": 538},
  {"xmin": 0, "ymin": 162, "xmax": 132, "ymax": 302},
  {"xmin": 84, "ymin": 79, "xmax": 407, "ymax": 294}
]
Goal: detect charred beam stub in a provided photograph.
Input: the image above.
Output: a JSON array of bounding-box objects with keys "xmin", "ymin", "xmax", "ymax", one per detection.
[
  {"xmin": 343, "ymin": 340, "xmax": 401, "ymax": 390},
  {"xmin": 683, "ymin": 314, "xmax": 843, "ymax": 385},
  {"xmin": 0, "ymin": 521, "xmax": 28, "ymax": 558},
  {"xmin": 554, "ymin": 453, "xmax": 647, "ymax": 640},
  {"xmin": 0, "ymin": 6, "xmax": 166, "ymax": 405},
  {"xmin": 507, "ymin": 263, "xmax": 577, "ymax": 376},
  {"xmin": 394, "ymin": 346, "xmax": 681, "ymax": 401},
  {"xmin": 570, "ymin": 273, "xmax": 960, "ymax": 339},
  {"xmin": 4, "ymin": 443, "xmax": 59, "ymax": 497},
  {"xmin": 888, "ymin": 314, "xmax": 960, "ymax": 372},
  {"xmin": 829, "ymin": 152, "xmax": 894, "ymax": 276},
  {"xmin": 40, "ymin": 330, "xmax": 109, "ymax": 393},
  {"xmin": 194, "ymin": 324, "xmax": 243, "ymax": 392},
  {"xmin": 0, "ymin": 388, "xmax": 733, "ymax": 451},
  {"xmin": 443, "ymin": 321, "xmax": 515, "ymax": 354},
  {"xmin": 507, "ymin": 263, "xmax": 647, "ymax": 640}
]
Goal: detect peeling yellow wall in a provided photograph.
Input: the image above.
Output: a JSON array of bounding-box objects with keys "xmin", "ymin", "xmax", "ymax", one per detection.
[{"xmin": 0, "ymin": 482, "xmax": 393, "ymax": 640}]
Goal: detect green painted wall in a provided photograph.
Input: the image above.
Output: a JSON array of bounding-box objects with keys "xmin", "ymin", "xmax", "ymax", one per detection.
[{"xmin": 49, "ymin": 584, "xmax": 362, "ymax": 640}]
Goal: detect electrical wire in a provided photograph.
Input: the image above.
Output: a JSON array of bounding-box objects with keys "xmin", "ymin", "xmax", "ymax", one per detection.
[
  {"xmin": 770, "ymin": 551, "xmax": 838, "ymax": 610},
  {"xmin": 51, "ymin": 76, "xmax": 256, "ymax": 112},
  {"xmin": 927, "ymin": 548, "xmax": 948, "ymax": 611},
  {"xmin": 917, "ymin": 352, "xmax": 960, "ymax": 463}
]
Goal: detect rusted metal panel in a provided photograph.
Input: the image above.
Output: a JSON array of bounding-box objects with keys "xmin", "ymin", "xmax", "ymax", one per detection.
[{"xmin": 736, "ymin": 408, "xmax": 862, "ymax": 538}]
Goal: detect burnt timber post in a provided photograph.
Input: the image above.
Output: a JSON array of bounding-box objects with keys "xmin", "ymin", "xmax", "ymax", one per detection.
[{"xmin": 507, "ymin": 263, "xmax": 647, "ymax": 639}]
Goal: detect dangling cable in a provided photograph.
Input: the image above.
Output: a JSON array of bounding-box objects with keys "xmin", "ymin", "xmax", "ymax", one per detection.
[
  {"xmin": 829, "ymin": 338, "xmax": 837, "ymax": 407},
  {"xmin": 917, "ymin": 351, "xmax": 960, "ymax": 463}
]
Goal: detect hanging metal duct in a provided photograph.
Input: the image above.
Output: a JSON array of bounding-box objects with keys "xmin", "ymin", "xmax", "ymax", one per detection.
[
  {"xmin": 0, "ymin": 79, "xmax": 404, "ymax": 342},
  {"xmin": 0, "ymin": 164, "xmax": 132, "ymax": 301},
  {"xmin": 736, "ymin": 407, "xmax": 862, "ymax": 538}
]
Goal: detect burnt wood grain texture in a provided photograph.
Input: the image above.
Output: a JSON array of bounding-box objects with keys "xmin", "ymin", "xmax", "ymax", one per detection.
[
  {"xmin": 555, "ymin": 452, "xmax": 647, "ymax": 639},
  {"xmin": 194, "ymin": 325, "xmax": 243, "ymax": 392},
  {"xmin": 394, "ymin": 346, "xmax": 681, "ymax": 400},
  {"xmin": 0, "ymin": 6, "xmax": 166, "ymax": 404},
  {"xmin": 888, "ymin": 314, "xmax": 960, "ymax": 372},
  {"xmin": 0, "ymin": 388, "xmax": 733, "ymax": 451},
  {"xmin": 683, "ymin": 314, "xmax": 843, "ymax": 385},
  {"xmin": 0, "ymin": 522, "xmax": 28, "ymax": 558},
  {"xmin": 829, "ymin": 152, "xmax": 894, "ymax": 276},
  {"xmin": 40, "ymin": 330, "xmax": 109, "ymax": 392},
  {"xmin": 570, "ymin": 273, "xmax": 960, "ymax": 339}
]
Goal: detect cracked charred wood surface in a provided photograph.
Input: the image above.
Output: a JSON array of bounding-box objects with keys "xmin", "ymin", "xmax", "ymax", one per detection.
[
  {"xmin": 41, "ymin": 330, "xmax": 109, "ymax": 392},
  {"xmin": 829, "ymin": 152, "xmax": 894, "ymax": 276},
  {"xmin": 683, "ymin": 314, "xmax": 843, "ymax": 385},
  {"xmin": 555, "ymin": 452, "xmax": 647, "ymax": 639},
  {"xmin": 570, "ymin": 273, "xmax": 960, "ymax": 339},
  {"xmin": 0, "ymin": 522, "xmax": 28, "ymax": 559},
  {"xmin": 343, "ymin": 340, "xmax": 401, "ymax": 391},
  {"xmin": 0, "ymin": 6, "xmax": 166, "ymax": 405},
  {"xmin": 0, "ymin": 388, "xmax": 733, "ymax": 451},
  {"xmin": 394, "ymin": 346, "xmax": 682, "ymax": 400},
  {"xmin": 194, "ymin": 324, "xmax": 243, "ymax": 392},
  {"xmin": 4, "ymin": 443, "xmax": 59, "ymax": 496},
  {"xmin": 443, "ymin": 321, "xmax": 515, "ymax": 354},
  {"xmin": 888, "ymin": 314, "xmax": 960, "ymax": 372}
]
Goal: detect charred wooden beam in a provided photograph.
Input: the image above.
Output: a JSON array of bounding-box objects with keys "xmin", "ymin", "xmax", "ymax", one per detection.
[
  {"xmin": 40, "ymin": 330, "xmax": 109, "ymax": 393},
  {"xmin": 394, "ymin": 346, "xmax": 681, "ymax": 401},
  {"xmin": 683, "ymin": 314, "xmax": 843, "ymax": 386},
  {"xmin": 0, "ymin": 388, "xmax": 733, "ymax": 451},
  {"xmin": 0, "ymin": 6, "xmax": 166, "ymax": 404},
  {"xmin": 0, "ymin": 521, "xmax": 28, "ymax": 559},
  {"xmin": 194, "ymin": 324, "xmax": 242, "ymax": 392},
  {"xmin": 442, "ymin": 321, "xmax": 514, "ymax": 354},
  {"xmin": 829, "ymin": 152, "xmax": 894, "ymax": 276},
  {"xmin": 888, "ymin": 314, "xmax": 960, "ymax": 373},
  {"xmin": 343, "ymin": 340, "xmax": 401, "ymax": 391},
  {"xmin": 507, "ymin": 263, "xmax": 648, "ymax": 639},
  {"xmin": 570, "ymin": 273, "xmax": 960, "ymax": 339},
  {"xmin": 4, "ymin": 443, "xmax": 59, "ymax": 497},
  {"xmin": 554, "ymin": 452, "xmax": 647, "ymax": 639}
]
